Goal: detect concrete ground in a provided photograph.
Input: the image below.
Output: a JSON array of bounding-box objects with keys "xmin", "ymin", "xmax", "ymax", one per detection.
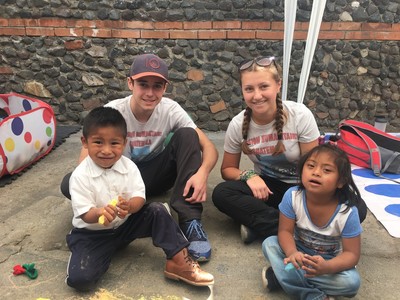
[{"xmin": 0, "ymin": 130, "xmax": 399, "ymax": 300}]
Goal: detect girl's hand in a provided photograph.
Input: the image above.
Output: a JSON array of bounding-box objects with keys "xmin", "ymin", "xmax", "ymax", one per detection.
[
  {"xmin": 302, "ymin": 254, "xmax": 328, "ymax": 277},
  {"xmin": 246, "ymin": 175, "xmax": 273, "ymax": 201},
  {"xmin": 284, "ymin": 251, "xmax": 305, "ymax": 269}
]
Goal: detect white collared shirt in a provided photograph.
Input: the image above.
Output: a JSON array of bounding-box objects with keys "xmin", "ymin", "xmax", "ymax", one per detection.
[{"xmin": 70, "ymin": 155, "xmax": 146, "ymax": 230}]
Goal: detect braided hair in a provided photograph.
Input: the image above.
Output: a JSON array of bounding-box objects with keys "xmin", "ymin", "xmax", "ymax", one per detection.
[{"xmin": 240, "ymin": 61, "xmax": 287, "ymax": 155}]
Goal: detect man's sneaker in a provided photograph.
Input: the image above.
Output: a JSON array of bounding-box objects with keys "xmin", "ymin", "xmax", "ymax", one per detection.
[
  {"xmin": 240, "ymin": 224, "xmax": 258, "ymax": 244},
  {"xmin": 262, "ymin": 266, "xmax": 282, "ymax": 292},
  {"xmin": 180, "ymin": 219, "xmax": 211, "ymax": 262}
]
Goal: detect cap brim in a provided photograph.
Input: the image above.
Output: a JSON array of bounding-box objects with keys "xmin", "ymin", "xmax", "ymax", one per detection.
[{"xmin": 130, "ymin": 72, "xmax": 169, "ymax": 83}]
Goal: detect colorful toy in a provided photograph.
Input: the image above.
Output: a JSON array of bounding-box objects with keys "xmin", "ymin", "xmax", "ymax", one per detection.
[
  {"xmin": 13, "ymin": 263, "xmax": 38, "ymax": 279},
  {"xmin": 0, "ymin": 93, "xmax": 56, "ymax": 178},
  {"xmin": 284, "ymin": 262, "xmax": 295, "ymax": 271},
  {"xmin": 98, "ymin": 198, "xmax": 118, "ymax": 225}
]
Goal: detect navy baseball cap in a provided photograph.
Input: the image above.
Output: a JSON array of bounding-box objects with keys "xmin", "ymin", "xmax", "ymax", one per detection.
[{"xmin": 129, "ymin": 53, "xmax": 169, "ymax": 83}]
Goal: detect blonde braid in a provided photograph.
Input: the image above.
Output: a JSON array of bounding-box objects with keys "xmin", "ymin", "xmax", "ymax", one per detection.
[
  {"xmin": 272, "ymin": 93, "xmax": 286, "ymax": 155},
  {"xmin": 241, "ymin": 107, "xmax": 253, "ymax": 154}
]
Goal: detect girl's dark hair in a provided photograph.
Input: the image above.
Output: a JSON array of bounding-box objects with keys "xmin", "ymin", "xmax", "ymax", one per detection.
[
  {"xmin": 82, "ymin": 106, "xmax": 127, "ymax": 139},
  {"xmin": 297, "ymin": 143, "xmax": 362, "ymax": 210},
  {"xmin": 240, "ymin": 61, "xmax": 287, "ymax": 155}
]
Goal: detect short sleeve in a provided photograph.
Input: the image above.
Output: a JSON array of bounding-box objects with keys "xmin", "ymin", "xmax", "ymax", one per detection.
[
  {"xmin": 279, "ymin": 187, "xmax": 297, "ymax": 220},
  {"xmin": 70, "ymin": 170, "xmax": 96, "ymax": 218},
  {"xmin": 342, "ymin": 207, "xmax": 363, "ymax": 238},
  {"xmin": 291, "ymin": 102, "xmax": 320, "ymax": 144},
  {"xmin": 224, "ymin": 111, "xmax": 245, "ymax": 154}
]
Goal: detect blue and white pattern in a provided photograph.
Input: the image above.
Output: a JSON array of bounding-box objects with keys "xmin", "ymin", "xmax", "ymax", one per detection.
[{"xmin": 352, "ymin": 166, "xmax": 400, "ymax": 238}]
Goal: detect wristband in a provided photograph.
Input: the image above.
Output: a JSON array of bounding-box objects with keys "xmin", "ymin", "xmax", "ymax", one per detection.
[{"xmin": 239, "ymin": 169, "xmax": 258, "ymax": 182}]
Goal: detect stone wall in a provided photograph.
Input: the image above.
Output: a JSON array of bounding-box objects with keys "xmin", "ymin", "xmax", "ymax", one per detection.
[
  {"xmin": 1, "ymin": 0, "xmax": 400, "ymax": 23},
  {"xmin": 1, "ymin": 0, "xmax": 400, "ymax": 131}
]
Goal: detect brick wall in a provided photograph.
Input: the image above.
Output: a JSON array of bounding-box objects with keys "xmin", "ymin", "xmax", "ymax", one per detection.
[{"xmin": 2, "ymin": 19, "xmax": 400, "ymax": 41}]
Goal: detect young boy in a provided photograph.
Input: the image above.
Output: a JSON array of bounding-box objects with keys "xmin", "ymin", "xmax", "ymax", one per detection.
[{"xmin": 66, "ymin": 106, "xmax": 214, "ymax": 291}]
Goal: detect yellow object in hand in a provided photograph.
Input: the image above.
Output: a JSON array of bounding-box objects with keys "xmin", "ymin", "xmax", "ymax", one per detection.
[{"xmin": 98, "ymin": 198, "xmax": 118, "ymax": 225}]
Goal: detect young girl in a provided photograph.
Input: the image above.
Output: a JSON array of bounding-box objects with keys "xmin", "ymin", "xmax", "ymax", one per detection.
[
  {"xmin": 212, "ymin": 57, "xmax": 321, "ymax": 243},
  {"xmin": 262, "ymin": 143, "xmax": 362, "ymax": 300}
]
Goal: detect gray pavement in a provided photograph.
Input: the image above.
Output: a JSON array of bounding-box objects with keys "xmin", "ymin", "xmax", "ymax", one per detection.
[{"xmin": 0, "ymin": 130, "xmax": 399, "ymax": 300}]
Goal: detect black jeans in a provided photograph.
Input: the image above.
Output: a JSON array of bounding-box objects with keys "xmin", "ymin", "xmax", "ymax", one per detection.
[
  {"xmin": 61, "ymin": 127, "xmax": 203, "ymax": 223},
  {"xmin": 66, "ymin": 202, "xmax": 189, "ymax": 291},
  {"xmin": 212, "ymin": 175, "xmax": 293, "ymax": 238}
]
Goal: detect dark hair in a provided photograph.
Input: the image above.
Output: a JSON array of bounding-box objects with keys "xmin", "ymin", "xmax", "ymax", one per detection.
[
  {"xmin": 297, "ymin": 143, "xmax": 362, "ymax": 210},
  {"xmin": 82, "ymin": 106, "xmax": 127, "ymax": 139},
  {"xmin": 239, "ymin": 60, "xmax": 287, "ymax": 155}
]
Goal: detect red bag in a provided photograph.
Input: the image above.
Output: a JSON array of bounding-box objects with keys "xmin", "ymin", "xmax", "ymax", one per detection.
[{"xmin": 337, "ymin": 120, "xmax": 400, "ymax": 182}]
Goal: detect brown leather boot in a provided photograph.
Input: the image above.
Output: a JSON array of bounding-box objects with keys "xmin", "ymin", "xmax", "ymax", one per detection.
[{"xmin": 164, "ymin": 248, "xmax": 214, "ymax": 286}]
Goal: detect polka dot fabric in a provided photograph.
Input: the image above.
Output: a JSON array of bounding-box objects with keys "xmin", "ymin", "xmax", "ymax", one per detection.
[{"xmin": 0, "ymin": 93, "xmax": 56, "ymax": 178}]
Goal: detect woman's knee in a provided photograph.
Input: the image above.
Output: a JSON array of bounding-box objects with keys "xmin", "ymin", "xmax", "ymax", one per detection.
[
  {"xmin": 60, "ymin": 172, "xmax": 72, "ymax": 199},
  {"xmin": 357, "ymin": 198, "xmax": 367, "ymax": 223},
  {"xmin": 212, "ymin": 182, "xmax": 229, "ymax": 207}
]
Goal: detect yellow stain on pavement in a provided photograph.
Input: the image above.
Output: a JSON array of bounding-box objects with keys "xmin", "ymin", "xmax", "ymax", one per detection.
[{"xmin": 137, "ymin": 296, "xmax": 181, "ymax": 300}]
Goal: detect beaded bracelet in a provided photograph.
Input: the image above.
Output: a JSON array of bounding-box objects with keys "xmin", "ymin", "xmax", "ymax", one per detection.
[{"xmin": 239, "ymin": 169, "xmax": 258, "ymax": 182}]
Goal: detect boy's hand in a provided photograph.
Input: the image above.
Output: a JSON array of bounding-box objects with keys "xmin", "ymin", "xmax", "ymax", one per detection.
[
  {"xmin": 116, "ymin": 195, "xmax": 130, "ymax": 219},
  {"xmin": 98, "ymin": 203, "xmax": 118, "ymax": 225}
]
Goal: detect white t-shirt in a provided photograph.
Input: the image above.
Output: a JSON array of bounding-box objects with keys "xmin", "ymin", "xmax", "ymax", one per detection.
[
  {"xmin": 70, "ymin": 155, "xmax": 146, "ymax": 230},
  {"xmin": 106, "ymin": 96, "xmax": 196, "ymax": 162},
  {"xmin": 279, "ymin": 186, "xmax": 362, "ymax": 259},
  {"xmin": 224, "ymin": 100, "xmax": 320, "ymax": 183}
]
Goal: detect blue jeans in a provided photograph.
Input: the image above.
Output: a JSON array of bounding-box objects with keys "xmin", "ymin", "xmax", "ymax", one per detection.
[{"xmin": 262, "ymin": 236, "xmax": 360, "ymax": 300}]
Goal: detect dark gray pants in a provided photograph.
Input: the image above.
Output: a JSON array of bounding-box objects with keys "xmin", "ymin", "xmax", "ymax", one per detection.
[{"xmin": 66, "ymin": 202, "xmax": 189, "ymax": 291}]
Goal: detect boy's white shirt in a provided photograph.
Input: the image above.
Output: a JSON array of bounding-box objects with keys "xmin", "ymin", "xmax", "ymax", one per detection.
[{"xmin": 70, "ymin": 155, "xmax": 146, "ymax": 230}]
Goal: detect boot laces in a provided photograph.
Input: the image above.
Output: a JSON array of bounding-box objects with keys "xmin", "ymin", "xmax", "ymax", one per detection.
[{"xmin": 184, "ymin": 251, "xmax": 200, "ymax": 269}]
